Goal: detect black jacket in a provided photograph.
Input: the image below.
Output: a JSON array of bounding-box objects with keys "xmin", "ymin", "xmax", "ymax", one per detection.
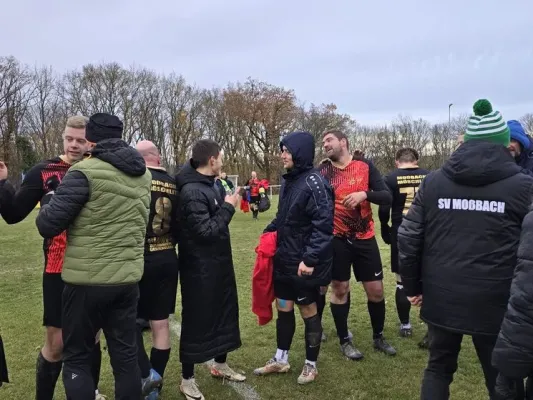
[
  {"xmin": 492, "ymin": 207, "xmax": 533, "ymax": 378},
  {"xmin": 265, "ymin": 131, "xmax": 334, "ymax": 287},
  {"xmin": 175, "ymin": 162, "xmax": 241, "ymax": 364},
  {"xmin": 36, "ymin": 139, "xmax": 147, "ymax": 239},
  {"xmin": 398, "ymin": 140, "xmax": 533, "ymax": 335}
]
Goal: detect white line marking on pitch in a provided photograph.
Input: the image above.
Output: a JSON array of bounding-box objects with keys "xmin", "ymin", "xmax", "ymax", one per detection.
[{"xmin": 169, "ymin": 316, "xmax": 261, "ymax": 400}]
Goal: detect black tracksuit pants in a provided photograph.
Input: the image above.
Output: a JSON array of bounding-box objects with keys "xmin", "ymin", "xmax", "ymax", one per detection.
[{"xmin": 61, "ymin": 283, "xmax": 140, "ymax": 400}]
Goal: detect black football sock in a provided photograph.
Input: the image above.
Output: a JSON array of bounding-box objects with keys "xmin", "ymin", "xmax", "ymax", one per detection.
[
  {"xmin": 182, "ymin": 363, "xmax": 194, "ymax": 380},
  {"xmin": 304, "ymin": 314, "xmax": 322, "ymax": 363},
  {"xmin": 368, "ymin": 300, "xmax": 386, "ymax": 339},
  {"xmin": 317, "ymin": 293, "xmax": 326, "ymax": 320},
  {"xmin": 36, "ymin": 351, "xmax": 62, "ymax": 400},
  {"xmin": 395, "ymin": 282, "xmax": 411, "ymax": 326},
  {"xmin": 331, "ymin": 300, "xmax": 350, "ymax": 344},
  {"xmin": 150, "ymin": 347, "xmax": 170, "ymax": 378},
  {"xmin": 276, "ymin": 309, "xmax": 296, "ymax": 355},
  {"xmin": 136, "ymin": 328, "xmax": 151, "ymax": 379}
]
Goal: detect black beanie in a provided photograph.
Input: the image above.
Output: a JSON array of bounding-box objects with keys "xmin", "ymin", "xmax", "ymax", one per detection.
[{"xmin": 86, "ymin": 113, "xmax": 123, "ymax": 143}]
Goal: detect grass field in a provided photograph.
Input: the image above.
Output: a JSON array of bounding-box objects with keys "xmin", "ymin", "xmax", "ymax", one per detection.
[{"xmin": 0, "ymin": 202, "xmax": 490, "ymax": 399}]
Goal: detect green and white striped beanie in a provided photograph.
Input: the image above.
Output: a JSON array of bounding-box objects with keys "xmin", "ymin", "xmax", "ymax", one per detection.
[{"xmin": 464, "ymin": 99, "xmax": 510, "ymax": 147}]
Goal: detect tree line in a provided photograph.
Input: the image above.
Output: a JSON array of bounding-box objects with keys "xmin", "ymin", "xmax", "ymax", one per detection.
[{"xmin": 1, "ymin": 55, "xmax": 532, "ymax": 184}]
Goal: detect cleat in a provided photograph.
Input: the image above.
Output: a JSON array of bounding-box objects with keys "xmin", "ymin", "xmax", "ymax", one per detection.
[
  {"xmin": 145, "ymin": 389, "xmax": 159, "ymax": 400},
  {"xmin": 180, "ymin": 378, "xmax": 204, "ymax": 400},
  {"xmin": 418, "ymin": 332, "xmax": 430, "ymax": 349},
  {"xmin": 210, "ymin": 362, "xmax": 246, "ymax": 382},
  {"xmin": 297, "ymin": 363, "xmax": 317, "ymax": 385},
  {"xmin": 141, "ymin": 369, "xmax": 162, "ymax": 396},
  {"xmin": 253, "ymin": 358, "xmax": 291, "ymax": 376},
  {"xmin": 373, "ymin": 337, "xmax": 397, "ymax": 356},
  {"xmin": 341, "ymin": 341, "xmax": 364, "ymax": 361},
  {"xmin": 399, "ymin": 326, "xmax": 413, "ymax": 338}
]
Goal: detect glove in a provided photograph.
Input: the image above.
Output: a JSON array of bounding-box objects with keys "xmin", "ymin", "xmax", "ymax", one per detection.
[
  {"xmin": 381, "ymin": 224, "xmax": 391, "ymax": 245},
  {"xmin": 40, "ymin": 176, "xmax": 60, "ymax": 207},
  {"xmin": 494, "ymin": 374, "xmax": 520, "ymax": 400}
]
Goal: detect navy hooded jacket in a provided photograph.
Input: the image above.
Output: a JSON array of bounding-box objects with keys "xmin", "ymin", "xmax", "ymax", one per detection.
[
  {"xmin": 508, "ymin": 120, "xmax": 533, "ymax": 176},
  {"xmin": 265, "ymin": 131, "xmax": 334, "ymax": 287}
]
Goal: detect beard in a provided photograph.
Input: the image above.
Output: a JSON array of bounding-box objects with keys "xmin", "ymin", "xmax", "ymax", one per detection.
[{"xmin": 326, "ymin": 148, "xmax": 341, "ymax": 162}]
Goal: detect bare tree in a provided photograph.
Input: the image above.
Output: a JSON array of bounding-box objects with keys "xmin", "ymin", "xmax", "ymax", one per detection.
[{"xmin": 520, "ymin": 113, "xmax": 533, "ymax": 136}]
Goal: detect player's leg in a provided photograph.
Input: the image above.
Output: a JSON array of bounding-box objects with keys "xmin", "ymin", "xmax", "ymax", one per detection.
[
  {"xmin": 37, "ymin": 273, "xmax": 64, "ymax": 400},
  {"xmin": 330, "ymin": 238, "xmax": 362, "ymax": 360},
  {"xmin": 296, "ymin": 288, "xmax": 322, "ymax": 385},
  {"xmin": 251, "ymin": 196, "xmax": 260, "ymax": 219},
  {"xmin": 317, "ymin": 286, "xmax": 328, "ymax": 342},
  {"xmin": 135, "ymin": 267, "xmax": 162, "ymax": 397},
  {"xmin": 391, "ymin": 227, "xmax": 412, "ymax": 336},
  {"xmin": 254, "ymin": 279, "xmax": 295, "ymax": 376},
  {"xmin": 92, "ymin": 330, "xmax": 104, "ymax": 399},
  {"xmin": 355, "ymin": 237, "xmax": 396, "ymax": 356}
]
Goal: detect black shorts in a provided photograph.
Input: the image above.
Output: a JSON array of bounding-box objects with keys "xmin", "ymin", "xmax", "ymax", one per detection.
[
  {"xmin": 332, "ymin": 236, "xmax": 383, "ymax": 282},
  {"xmin": 274, "ymin": 279, "xmax": 319, "ymax": 306},
  {"xmin": 137, "ymin": 254, "xmax": 179, "ymax": 321},
  {"xmin": 42, "ymin": 272, "xmax": 64, "ymax": 328},
  {"xmin": 390, "ymin": 226, "xmax": 399, "ymax": 274}
]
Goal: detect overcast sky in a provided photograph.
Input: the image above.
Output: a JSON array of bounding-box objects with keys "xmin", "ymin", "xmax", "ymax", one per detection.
[{"xmin": 2, "ymin": 0, "xmax": 531, "ymax": 125}]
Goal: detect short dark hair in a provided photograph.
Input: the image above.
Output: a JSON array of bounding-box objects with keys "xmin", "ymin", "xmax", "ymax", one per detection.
[
  {"xmin": 191, "ymin": 139, "xmax": 221, "ymax": 168},
  {"xmin": 323, "ymin": 129, "xmax": 349, "ymax": 150},
  {"xmin": 395, "ymin": 147, "xmax": 419, "ymax": 163}
]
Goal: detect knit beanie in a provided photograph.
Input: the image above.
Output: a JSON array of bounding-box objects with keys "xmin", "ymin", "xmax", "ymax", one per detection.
[
  {"xmin": 464, "ymin": 99, "xmax": 510, "ymax": 147},
  {"xmin": 507, "ymin": 120, "xmax": 530, "ymax": 151},
  {"xmin": 86, "ymin": 113, "xmax": 123, "ymax": 143}
]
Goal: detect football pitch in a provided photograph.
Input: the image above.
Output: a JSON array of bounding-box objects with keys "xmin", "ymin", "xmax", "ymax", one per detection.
[{"xmin": 0, "ymin": 203, "xmax": 488, "ymax": 399}]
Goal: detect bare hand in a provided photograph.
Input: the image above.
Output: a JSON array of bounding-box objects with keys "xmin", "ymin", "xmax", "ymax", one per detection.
[
  {"xmin": 408, "ymin": 295, "xmax": 423, "ymax": 306},
  {"xmin": 343, "ymin": 191, "xmax": 367, "ymax": 209},
  {"xmin": 225, "ymin": 186, "xmax": 242, "ymax": 208},
  {"xmin": 0, "ymin": 161, "xmax": 7, "ymax": 180},
  {"xmin": 297, "ymin": 261, "xmax": 314, "ymax": 277}
]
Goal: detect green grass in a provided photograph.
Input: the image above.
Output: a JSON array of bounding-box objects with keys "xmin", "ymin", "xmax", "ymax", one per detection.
[{"xmin": 0, "ymin": 202, "xmax": 489, "ymax": 399}]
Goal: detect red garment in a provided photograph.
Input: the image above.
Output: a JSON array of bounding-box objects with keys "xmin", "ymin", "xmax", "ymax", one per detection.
[
  {"xmin": 240, "ymin": 198, "xmax": 250, "ymax": 213},
  {"xmin": 252, "ymin": 231, "xmax": 277, "ymax": 325}
]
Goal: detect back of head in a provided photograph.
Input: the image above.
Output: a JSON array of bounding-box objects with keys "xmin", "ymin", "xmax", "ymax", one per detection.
[
  {"xmin": 395, "ymin": 147, "xmax": 419, "ymax": 164},
  {"xmin": 136, "ymin": 140, "xmax": 160, "ymax": 167},
  {"xmin": 463, "ymin": 99, "xmax": 510, "ymax": 147},
  {"xmin": 191, "ymin": 139, "xmax": 221, "ymax": 169},
  {"xmin": 86, "ymin": 113, "xmax": 123, "ymax": 144},
  {"xmin": 280, "ymin": 131, "xmax": 315, "ymax": 171}
]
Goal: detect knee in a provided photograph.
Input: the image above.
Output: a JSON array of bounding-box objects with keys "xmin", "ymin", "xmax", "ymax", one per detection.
[
  {"xmin": 365, "ymin": 282, "xmax": 384, "ymax": 302},
  {"xmin": 331, "ymin": 281, "xmax": 350, "ymax": 300},
  {"xmin": 304, "ymin": 314, "xmax": 323, "ymax": 347},
  {"xmin": 151, "ymin": 319, "xmax": 169, "ymax": 333},
  {"xmin": 45, "ymin": 328, "xmax": 63, "ymax": 359}
]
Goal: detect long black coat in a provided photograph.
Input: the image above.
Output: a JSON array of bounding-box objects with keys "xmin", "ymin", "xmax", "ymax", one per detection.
[
  {"xmin": 398, "ymin": 140, "xmax": 533, "ymax": 335},
  {"xmin": 492, "ymin": 207, "xmax": 533, "ymax": 379},
  {"xmin": 175, "ymin": 162, "xmax": 241, "ymax": 364}
]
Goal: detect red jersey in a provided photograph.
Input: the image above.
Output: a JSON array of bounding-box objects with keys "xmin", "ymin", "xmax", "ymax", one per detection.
[
  {"xmin": 319, "ymin": 158, "xmax": 389, "ymax": 240},
  {"xmin": 1, "ymin": 157, "xmax": 71, "ymax": 273}
]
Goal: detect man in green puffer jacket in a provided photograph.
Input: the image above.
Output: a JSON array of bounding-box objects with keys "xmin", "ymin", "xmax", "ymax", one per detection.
[{"xmin": 36, "ymin": 113, "xmax": 151, "ymax": 400}]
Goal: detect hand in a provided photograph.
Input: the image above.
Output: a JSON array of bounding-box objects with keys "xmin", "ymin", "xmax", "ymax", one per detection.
[
  {"xmin": 381, "ymin": 224, "xmax": 391, "ymax": 245},
  {"xmin": 407, "ymin": 295, "xmax": 423, "ymax": 306},
  {"xmin": 0, "ymin": 161, "xmax": 7, "ymax": 180},
  {"xmin": 225, "ymin": 187, "xmax": 242, "ymax": 208},
  {"xmin": 297, "ymin": 261, "xmax": 314, "ymax": 277},
  {"xmin": 343, "ymin": 191, "xmax": 367, "ymax": 209}
]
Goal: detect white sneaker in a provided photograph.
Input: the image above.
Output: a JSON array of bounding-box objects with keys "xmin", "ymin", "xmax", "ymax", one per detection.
[
  {"xmin": 253, "ymin": 358, "xmax": 291, "ymax": 376},
  {"xmin": 297, "ymin": 363, "xmax": 317, "ymax": 385},
  {"xmin": 180, "ymin": 378, "xmax": 205, "ymax": 400},
  {"xmin": 210, "ymin": 362, "xmax": 246, "ymax": 382}
]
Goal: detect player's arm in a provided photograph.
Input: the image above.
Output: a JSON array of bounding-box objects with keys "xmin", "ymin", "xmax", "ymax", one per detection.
[
  {"xmin": 492, "ymin": 209, "xmax": 533, "ymax": 380},
  {"xmin": 397, "ymin": 177, "xmax": 427, "ymax": 297},
  {"xmin": 378, "ymin": 174, "xmax": 394, "ymax": 225},
  {"xmin": 181, "ymin": 188, "xmax": 235, "ymax": 242},
  {"xmin": 36, "ymin": 171, "xmax": 90, "ymax": 238},
  {"xmin": 365, "ymin": 159, "xmax": 392, "ymax": 205},
  {"xmin": 302, "ymin": 175, "xmax": 334, "ymax": 269},
  {"xmin": 0, "ymin": 164, "xmax": 45, "ymax": 224}
]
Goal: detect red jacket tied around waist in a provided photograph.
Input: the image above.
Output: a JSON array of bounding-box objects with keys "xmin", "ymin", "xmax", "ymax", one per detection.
[{"xmin": 252, "ymin": 231, "xmax": 277, "ymax": 325}]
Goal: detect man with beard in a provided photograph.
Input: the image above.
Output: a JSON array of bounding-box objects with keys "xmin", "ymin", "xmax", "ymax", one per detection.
[
  {"xmin": 253, "ymin": 131, "xmax": 333, "ymax": 385},
  {"xmin": 379, "ymin": 148, "xmax": 429, "ymax": 338},
  {"xmin": 135, "ymin": 140, "xmax": 180, "ymax": 399},
  {"xmin": 36, "ymin": 113, "xmax": 151, "ymax": 400},
  {"xmin": 318, "ymin": 129, "xmax": 395, "ymax": 361},
  {"xmin": 399, "ymin": 99, "xmax": 533, "ymax": 399},
  {"xmin": 0, "ymin": 116, "xmax": 105, "ymax": 400},
  {"xmin": 176, "ymin": 139, "xmax": 244, "ymax": 400}
]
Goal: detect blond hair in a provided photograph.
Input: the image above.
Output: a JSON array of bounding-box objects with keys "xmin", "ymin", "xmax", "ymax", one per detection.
[{"xmin": 65, "ymin": 115, "xmax": 89, "ymax": 130}]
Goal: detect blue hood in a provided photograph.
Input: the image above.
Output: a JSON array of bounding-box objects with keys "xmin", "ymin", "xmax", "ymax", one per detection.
[
  {"xmin": 508, "ymin": 120, "xmax": 530, "ymax": 151},
  {"xmin": 280, "ymin": 131, "xmax": 315, "ymax": 176}
]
